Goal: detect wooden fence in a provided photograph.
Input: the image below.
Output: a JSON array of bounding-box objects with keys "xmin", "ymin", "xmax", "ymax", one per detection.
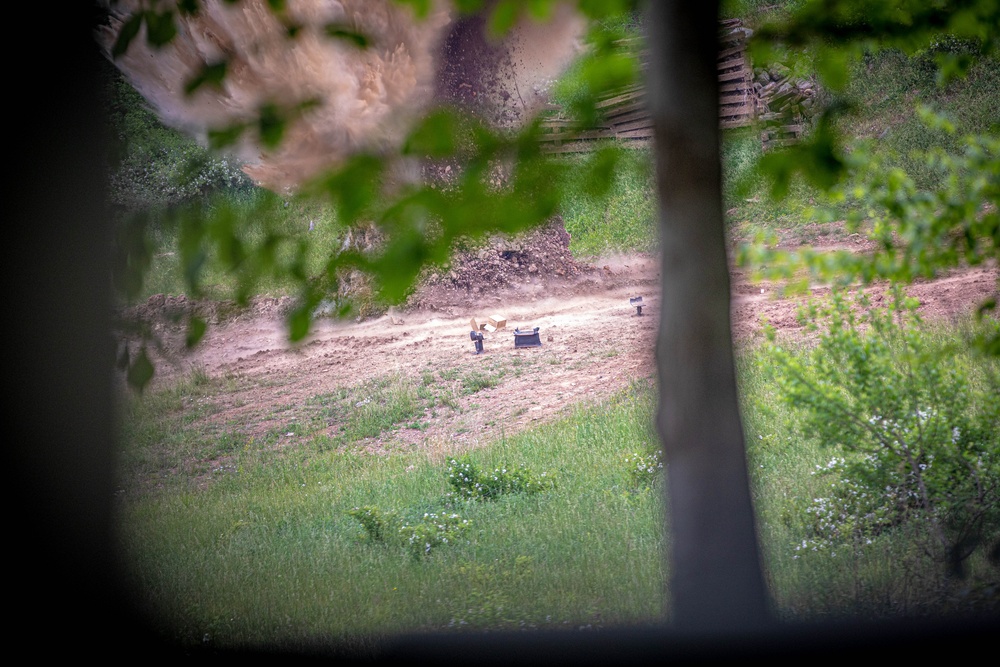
[{"xmin": 539, "ymin": 18, "xmax": 756, "ymax": 154}]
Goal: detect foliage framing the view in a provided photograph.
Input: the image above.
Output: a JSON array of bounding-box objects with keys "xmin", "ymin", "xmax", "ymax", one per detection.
[{"xmin": 737, "ymin": 0, "xmax": 999, "ymax": 350}]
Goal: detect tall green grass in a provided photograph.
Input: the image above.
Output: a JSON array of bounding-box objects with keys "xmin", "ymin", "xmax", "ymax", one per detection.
[
  {"xmin": 117, "ymin": 387, "xmax": 665, "ymax": 650},
  {"xmin": 557, "ymin": 147, "xmax": 657, "ymax": 258},
  {"xmin": 118, "ymin": 309, "xmax": 1000, "ymax": 652}
]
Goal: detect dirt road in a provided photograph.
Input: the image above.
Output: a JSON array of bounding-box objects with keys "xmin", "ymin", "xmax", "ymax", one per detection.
[{"xmin": 123, "ymin": 229, "xmax": 997, "ymax": 458}]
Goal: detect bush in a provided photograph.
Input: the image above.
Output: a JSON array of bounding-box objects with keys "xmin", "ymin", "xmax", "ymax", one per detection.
[
  {"xmin": 107, "ymin": 72, "xmax": 255, "ymax": 211},
  {"xmin": 623, "ymin": 450, "xmax": 663, "ymax": 490},
  {"xmin": 348, "ymin": 505, "xmax": 471, "ymax": 559},
  {"xmin": 446, "ymin": 456, "xmax": 556, "ymax": 501},
  {"xmin": 765, "ymin": 288, "xmax": 1000, "ymax": 575}
]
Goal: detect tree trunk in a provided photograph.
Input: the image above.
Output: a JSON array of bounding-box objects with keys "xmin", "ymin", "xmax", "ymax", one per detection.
[{"xmin": 646, "ymin": 1, "xmax": 772, "ymax": 632}]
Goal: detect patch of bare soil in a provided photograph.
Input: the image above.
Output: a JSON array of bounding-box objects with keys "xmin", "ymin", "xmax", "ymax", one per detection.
[{"xmin": 121, "ymin": 219, "xmax": 998, "ymax": 463}]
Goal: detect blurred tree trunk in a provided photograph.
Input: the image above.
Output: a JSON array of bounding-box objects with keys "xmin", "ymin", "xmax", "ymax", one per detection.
[{"xmin": 646, "ymin": 1, "xmax": 772, "ymax": 632}]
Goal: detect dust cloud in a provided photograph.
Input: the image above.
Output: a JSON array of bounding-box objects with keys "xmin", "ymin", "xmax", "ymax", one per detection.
[{"xmin": 97, "ymin": 0, "xmax": 584, "ymax": 192}]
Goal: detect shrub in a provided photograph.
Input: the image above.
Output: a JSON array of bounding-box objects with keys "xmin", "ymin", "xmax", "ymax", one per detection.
[
  {"xmin": 348, "ymin": 505, "xmax": 471, "ymax": 558},
  {"xmin": 399, "ymin": 512, "xmax": 472, "ymax": 558},
  {"xmin": 445, "ymin": 456, "xmax": 556, "ymax": 501},
  {"xmin": 765, "ymin": 288, "xmax": 1000, "ymax": 574},
  {"xmin": 623, "ymin": 450, "xmax": 663, "ymax": 489},
  {"xmin": 347, "ymin": 506, "xmax": 400, "ymax": 543}
]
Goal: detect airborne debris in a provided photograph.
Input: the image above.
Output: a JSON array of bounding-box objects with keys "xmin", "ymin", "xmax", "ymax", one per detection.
[{"xmin": 485, "ymin": 314, "xmax": 507, "ymax": 332}]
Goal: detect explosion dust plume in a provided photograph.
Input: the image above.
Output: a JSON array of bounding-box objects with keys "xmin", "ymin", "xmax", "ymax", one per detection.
[{"xmin": 97, "ymin": 0, "xmax": 585, "ymax": 192}]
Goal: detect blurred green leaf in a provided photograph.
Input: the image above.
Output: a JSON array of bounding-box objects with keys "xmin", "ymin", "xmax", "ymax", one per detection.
[
  {"xmin": 127, "ymin": 347, "xmax": 155, "ymax": 392},
  {"xmin": 177, "ymin": 0, "xmax": 201, "ymax": 16},
  {"xmin": 324, "ymin": 25, "xmax": 370, "ymax": 48},
  {"xmin": 207, "ymin": 123, "xmax": 246, "ymax": 150},
  {"xmin": 577, "ymin": 0, "xmax": 637, "ymax": 21},
  {"xmin": 935, "ymin": 51, "xmax": 975, "ymax": 86},
  {"xmin": 815, "ymin": 45, "xmax": 851, "ymax": 91},
  {"xmin": 316, "ymin": 154, "xmax": 384, "ymax": 224},
  {"xmin": 115, "ymin": 214, "xmax": 152, "ymax": 301},
  {"xmin": 288, "ymin": 301, "xmax": 315, "ymax": 342},
  {"xmin": 186, "ymin": 316, "xmax": 207, "ymax": 349},
  {"xmin": 143, "ymin": 10, "xmax": 177, "ymax": 48},
  {"xmin": 178, "ymin": 212, "xmax": 207, "ymax": 296},
  {"xmin": 184, "ymin": 60, "xmax": 228, "ymax": 95},
  {"xmin": 488, "ymin": 0, "xmax": 520, "ymax": 38},
  {"xmin": 451, "ymin": 0, "xmax": 485, "ymax": 14},
  {"xmin": 257, "ymin": 103, "xmax": 286, "ymax": 149},
  {"xmin": 404, "ymin": 109, "xmax": 463, "ymax": 157},
  {"xmin": 394, "ymin": 0, "xmax": 432, "ymax": 19},
  {"xmin": 582, "ymin": 146, "xmax": 623, "ymax": 200},
  {"xmin": 112, "ymin": 13, "xmax": 143, "ymax": 58},
  {"xmin": 527, "ymin": 0, "xmax": 556, "ymax": 21}
]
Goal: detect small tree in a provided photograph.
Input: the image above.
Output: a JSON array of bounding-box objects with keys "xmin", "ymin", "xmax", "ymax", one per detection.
[{"xmin": 766, "ymin": 288, "xmax": 1000, "ymax": 576}]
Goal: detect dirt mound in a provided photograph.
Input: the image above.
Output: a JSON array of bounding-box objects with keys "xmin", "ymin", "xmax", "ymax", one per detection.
[{"xmin": 408, "ymin": 216, "xmax": 594, "ymax": 310}]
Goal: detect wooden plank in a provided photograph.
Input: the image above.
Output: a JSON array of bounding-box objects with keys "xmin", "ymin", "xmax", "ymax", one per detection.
[
  {"xmin": 539, "ymin": 18, "xmax": 759, "ymax": 150},
  {"xmin": 720, "ymin": 93, "xmax": 751, "ymax": 106},
  {"xmin": 719, "ymin": 69, "xmax": 749, "ymax": 83},
  {"xmin": 597, "ymin": 83, "xmax": 644, "ymax": 100},
  {"xmin": 604, "ymin": 107, "xmax": 650, "ymax": 126},
  {"xmin": 540, "ymin": 119, "xmax": 578, "ymax": 129},
  {"xmin": 599, "ymin": 99, "xmax": 648, "ymax": 116},
  {"xmin": 720, "ymin": 118, "xmax": 753, "ymax": 129},
  {"xmin": 611, "ymin": 117, "xmax": 654, "ymax": 134},
  {"xmin": 538, "ymin": 129, "xmax": 619, "ymax": 142},
  {"xmin": 761, "ymin": 125, "xmax": 806, "ymax": 136},
  {"xmin": 595, "ymin": 89, "xmax": 646, "ymax": 109},
  {"xmin": 720, "ymin": 81, "xmax": 753, "ymax": 94},
  {"xmin": 717, "ymin": 45, "xmax": 745, "ymax": 61}
]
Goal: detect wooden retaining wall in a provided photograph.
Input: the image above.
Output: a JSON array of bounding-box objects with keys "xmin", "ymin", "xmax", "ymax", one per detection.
[{"xmin": 539, "ymin": 18, "xmax": 756, "ymax": 154}]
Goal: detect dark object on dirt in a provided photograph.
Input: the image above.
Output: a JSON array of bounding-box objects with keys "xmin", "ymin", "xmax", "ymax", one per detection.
[
  {"xmin": 514, "ymin": 327, "xmax": 542, "ymax": 349},
  {"xmin": 470, "ymin": 330, "xmax": 485, "ymax": 354},
  {"xmin": 630, "ymin": 296, "xmax": 644, "ymax": 316}
]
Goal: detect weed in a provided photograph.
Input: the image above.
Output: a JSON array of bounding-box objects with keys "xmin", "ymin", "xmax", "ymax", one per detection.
[
  {"xmin": 623, "ymin": 450, "xmax": 663, "ymax": 490},
  {"xmin": 461, "ymin": 370, "xmax": 502, "ymax": 395},
  {"xmin": 446, "ymin": 456, "xmax": 556, "ymax": 501},
  {"xmin": 348, "ymin": 506, "xmax": 471, "ymax": 559}
]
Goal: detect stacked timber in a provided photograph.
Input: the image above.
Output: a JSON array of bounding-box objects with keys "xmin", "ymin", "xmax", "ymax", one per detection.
[{"xmin": 754, "ymin": 65, "xmax": 819, "ymax": 150}]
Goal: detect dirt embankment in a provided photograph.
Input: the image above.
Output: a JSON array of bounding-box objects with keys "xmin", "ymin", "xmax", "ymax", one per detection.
[{"xmin": 120, "ymin": 219, "xmax": 998, "ymax": 456}]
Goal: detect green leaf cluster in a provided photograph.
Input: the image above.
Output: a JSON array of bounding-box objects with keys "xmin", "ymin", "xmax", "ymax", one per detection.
[
  {"xmin": 739, "ymin": 110, "xmax": 999, "ymax": 350},
  {"xmin": 764, "ymin": 289, "xmax": 1000, "ymax": 574},
  {"xmin": 446, "ymin": 456, "xmax": 556, "ymax": 501},
  {"xmin": 348, "ymin": 505, "xmax": 472, "ymax": 558}
]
